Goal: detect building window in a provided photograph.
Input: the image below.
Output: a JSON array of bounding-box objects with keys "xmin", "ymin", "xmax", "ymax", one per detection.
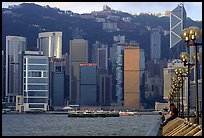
[
  {"xmin": 28, "ymin": 91, "xmax": 47, "ymax": 96},
  {"xmin": 28, "ymin": 98, "xmax": 48, "ymax": 103},
  {"xmin": 29, "ymin": 104, "xmax": 44, "ymax": 108},
  {"xmin": 27, "ymin": 65, "xmax": 47, "ymax": 70},
  {"xmin": 28, "ymin": 71, "xmax": 42, "ymax": 77},
  {"xmin": 28, "ymin": 85, "xmax": 48, "ymax": 90},
  {"xmin": 28, "ymin": 58, "xmax": 47, "ymax": 64},
  {"xmin": 27, "ymin": 78, "xmax": 47, "ymax": 83}
]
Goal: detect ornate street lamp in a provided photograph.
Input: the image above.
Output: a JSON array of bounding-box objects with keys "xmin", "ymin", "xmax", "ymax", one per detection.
[
  {"xmin": 172, "ymin": 77, "xmax": 182, "ymax": 117},
  {"xmin": 180, "ymin": 26, "xmax": 202, "ymax": 124},
  {"xmin": 174, "ymin": 67, "xmax": 186, "ymax": 118}
]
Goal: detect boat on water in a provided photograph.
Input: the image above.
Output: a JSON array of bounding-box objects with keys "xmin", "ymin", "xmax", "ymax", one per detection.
[
  {"xmin": 67, "ymin": 110, "xmax": 119, "ymax": 117},
  {"xmin": 119, "ymin": 111, "xmax": 135, "ymax": 116}
]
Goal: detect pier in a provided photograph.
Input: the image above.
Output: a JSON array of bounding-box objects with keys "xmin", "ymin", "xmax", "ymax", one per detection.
[{"xmin": 146, "ymin": 115, "xmax": 202, "ymax": 136}]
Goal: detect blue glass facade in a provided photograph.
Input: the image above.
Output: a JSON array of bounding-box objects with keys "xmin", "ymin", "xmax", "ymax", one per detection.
[
  {"xmin": 80, "ymin": 64, "xmax": 97, "ymax": 106},
  {"xmin": 52, "ymin": 73, "xmax": 65, "ymax": 106},
  {"xmin": 23, "ymin": 53, "xmax": 49, "ymax": 111}
]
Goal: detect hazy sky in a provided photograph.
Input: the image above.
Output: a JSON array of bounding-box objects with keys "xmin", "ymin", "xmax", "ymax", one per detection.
[{"xmin": 2, "ymin": 2, "xmax": 202, "ymax": 21}]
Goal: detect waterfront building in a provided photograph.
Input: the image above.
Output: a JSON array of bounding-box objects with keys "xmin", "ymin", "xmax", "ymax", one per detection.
[
  {"xmin": 150, "ymin": 28, "xmax": 161, "ymax": 60},
  {"xmin": 124, "ymin": 45, "xmax": 140, "ymax": 110},
  {"xmin": 37, "ymin": 32, "xmax": 62, "ymax": 58},
  {"xmin": 6, "ymin": 36, "xmax": 26, "ymax": 104},
  {"xmin": 69, "ymin": 39, "xmax": 88, "ymax": 105},
  {"xmin": 140, "ymin": 49, "xmax": 146, "ymax": 103},
  {"xmin": 170, "ymin": 3, "xmax": 187, "ymax": 58},
  {"xmin": 49, "ymin": 57, "xmax": 67, "ymax": 108},
  {"xmin": 80, "ymin": 63, "xmax": 97, "ymax": 106},
  {"xmin": 23, "ymin": 51, "xmax": 49, "ymax": 111},
  {"xmin": 63, "ymin": 53, "xmax": 70, "ymax": 103},
  {"xmin": 110, "ymin": 43, "xmax": 125, "ymax": 105},
  {"xmin": 2, "ymin": 51, "xmax": 5, "ymax": 101},
  {"xmin": 99, "ymin": 74, "xmax": 112, "ymax": 106},
  {"xmin": 115, "ymin": 44, "xmax": 124, "ymax": 106}
]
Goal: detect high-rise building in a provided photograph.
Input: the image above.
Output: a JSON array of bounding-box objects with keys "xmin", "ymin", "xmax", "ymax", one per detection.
[
  {"xmin": 80, "ymin": 63, "xmax": 97, "ymax": 106},
  {"xmin": 2, "ymin": 51, "xmax": 5, "ymax": 101},
  {"xmin": 110, "ymin": 43, "xmax": 125, "ymax": 105},
  {"xmin": 97, "ymin": 47, "xmax": 108, "ymax": 74},
  {"xmin": 99, "ymin": 74, "xmax": 112, "ymax": 106},
  {"xmin": 115, "ymin": 44, "xmax": 124, "ymax": 105},
  {"xmin": 140, "ymin": 49, "xmax": 145, "ymax": 103},
  {"xmin": 22, "ymin": 51, "xmax": 49, "ymax": 111},
  {"xmin": 124, "ymin": 46, "xmax": 140, "ymax": 109},
  {"xmin": 170, "ymin": 3, "xmax": 187, "ymax": 58},
  {"xmin": 37, "ymin": 32, "xmax": 62, "ymax": 58},
  {"xmin": 69, "ymin": 39, "xmax": 88, "ymax": 105},
  {"xmin": 49, "ymin": 57, "xmax": 67, "ymax": 108},
  {"xmin": 6, "ymin": 36, "xmax": 26, "ymax": 104},
  {"xmin": 150, "ymin": 28, "xmax": 161, "ymax": 60},
  {"xmin": 92, "ymin": 41, "xmax": 109, "ymax": 74}
]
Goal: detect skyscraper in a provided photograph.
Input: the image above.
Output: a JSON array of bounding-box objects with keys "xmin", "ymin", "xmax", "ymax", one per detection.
[
  {"xmin": 2, "ymin": 51, "xmax": 5, "ymax": 101},
  {"xmin": 99, "ymin": 74, "xmax": 112, "ymax": 106},
  {"xmin": 115, "ymin": 44, "xmax": 124, "ymax": 105},
  {"xmin": 22, "ymin": 51, "xmax": 49, "ymax": 111},
  {"xmin": 69, "ymin": 39, "xmax": 88, "ymax": 105},
  {"xmin": 49, "ymin": 57, "xmax": 66, "ymax": 107},
  {"xmin": 170, "ymin": 3, "xmax": 187, "ymax": 58},
  {"xmin": 150, "ymin": 28, "xmax": 161, "ymax": 60},
  {"xmin": 6, "ymin": 36, "xmax": 26, "ymax": 104},
  {"xmin": 80, "ymin": 63, "xmax": 97, "ymax": 106},
  {"xmin": 38, "ymin": 32, "xmax": 62, "ymax": 58},
  {"xmin": 97, "ymin": 47, "xmax": 108, "ymax": 74},
  {"xmin": 124, "ymin": 46, "xmax": 140, "ymax": 110},
  {"xmin": 140, "ymin": 49, "xmax": 145, "ymax": 103}
]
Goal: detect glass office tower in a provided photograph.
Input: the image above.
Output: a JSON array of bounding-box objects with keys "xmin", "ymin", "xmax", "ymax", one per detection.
[
  {"xmin": 69, "ymin": 39, "xmax": 88, "ymax": 105},
  {"xmin": 6, "ymin": 36, "xmax": 26, "ymax": 104},
  {"xmin": 80, "ymin": 63, "xmax": 97, "ymax": 106},
  {"xmin": 38, "ymin": 32, "xmax": 62, "ymax": 58},
  {"xmin": 23, "ymin": 51, "xmax": 49, "ymax": 111}
]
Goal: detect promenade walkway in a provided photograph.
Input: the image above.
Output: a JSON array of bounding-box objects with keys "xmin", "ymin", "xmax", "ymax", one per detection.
[{"xmin": 161, "ymin": 117, "xmax": 202, "ymax": 136}]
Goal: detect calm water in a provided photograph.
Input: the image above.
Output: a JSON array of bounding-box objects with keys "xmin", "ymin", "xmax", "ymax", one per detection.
[{"xmin": 2, "ymin": 114, "xmax": 159, "ymax": 136}]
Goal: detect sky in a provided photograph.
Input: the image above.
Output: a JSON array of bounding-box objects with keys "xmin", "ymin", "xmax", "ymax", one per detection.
[{"xmin": 2, "ymin": 2, "xmax": 202, "ymax": 21}]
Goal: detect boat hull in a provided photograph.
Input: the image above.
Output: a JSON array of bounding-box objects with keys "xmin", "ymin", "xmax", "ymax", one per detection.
[{"xmin": 67, "ymin": 112, "xmax": 119, "ymax": 117}]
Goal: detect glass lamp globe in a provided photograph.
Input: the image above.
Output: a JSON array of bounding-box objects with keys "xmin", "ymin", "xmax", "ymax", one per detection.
[
  {"xmin": 180, "ymin": 28, "xmax": 190, "ymax": 41},
  {"xmin": 189, "ymin": 26, "xmax": 201, "ymax": 40},
  {"xmin": 180, "ymin": 52, "xmax": 190, "ymax": 63},
  {"xmin": 174, "ymin": 67, "xmax": 179, "ymax": 75},
  {"xmin": 192, "ymin": 53, "xmax": 201, "ymax": 62},
  {"xmin": 184, "ymin": 67, "xmax": 189, "ymax": 76}
]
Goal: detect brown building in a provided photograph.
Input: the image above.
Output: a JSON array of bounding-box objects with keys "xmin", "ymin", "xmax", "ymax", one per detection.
[
  {"xmin": 124, "ymin": 46, "xmax": 140, "ymax": 110},
  {"xmin": 69, "ymin": 39, "xmax": 88, "ymax": 105}
]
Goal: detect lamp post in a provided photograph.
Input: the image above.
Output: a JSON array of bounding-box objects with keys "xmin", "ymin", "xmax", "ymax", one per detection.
[
  {"xmin": 179, "ymin": 52, "xmax": 193, "ymax": 121},
  {"xmin": 172, "ymin": 76, "xmax": 182, "ymax": 117},
  {"xmin": 180, "ymin": 26, "xmax": 202, "ymax": 124}
]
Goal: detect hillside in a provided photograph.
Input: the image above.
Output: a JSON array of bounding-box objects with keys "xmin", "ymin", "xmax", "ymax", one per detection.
[{"xmin": 2, "ymin": 3, "xmax": 202, "ymax": 60}]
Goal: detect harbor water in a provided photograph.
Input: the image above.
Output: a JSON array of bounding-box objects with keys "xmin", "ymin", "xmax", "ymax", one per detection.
[{"xmin": 2, "ymin": 114, "xmax": 159, "ymax": 136}]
